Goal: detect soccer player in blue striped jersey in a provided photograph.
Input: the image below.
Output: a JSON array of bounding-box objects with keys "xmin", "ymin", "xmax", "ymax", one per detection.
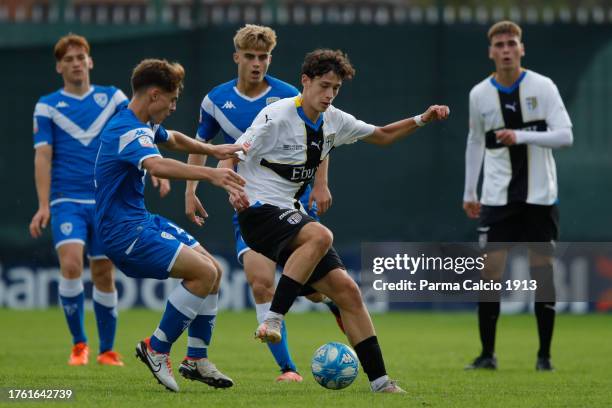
[
  {"xmin": 29, "ymin": 34, "xmax": 151, "ymax": 367},
  {"xmin": 184, "ymin": 24, "xmax": 341, "ymax": 383},
  {"xmin": 95, "ymin": 59, "xmax": 248, "ymax": 392}
]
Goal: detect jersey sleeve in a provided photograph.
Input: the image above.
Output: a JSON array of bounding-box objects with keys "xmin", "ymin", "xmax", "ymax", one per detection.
[
  {"xmin": 544, "ymin": 80, "xmax": 572, "ymax": 130},
  {"xmin": 33, "ymin": 102, "xmax": 53, "ymax": 148},
  {"xmin": 152, "ymin": 124, "xmax": 170, "ymax": 144},
  {"xmin": 234, "ymin": 109, "xmax": 278, "ymax": 163},
  {"xmin": 196, "ymin": 95, "xmax": 221, "ymax": 141},
  {"xmin": 111, "ymin": 88, "xmax": 129, "ymax": 113},
  {"xmin": 333, "ymin": 109, "xmax": 376, "ymax": 147},
  {"xmin": 464, "ymin": 90, "xmax": 485, "ymax": 202},
  {"xmin": 118, "ymin": 127, "xmax": 162, "ymax": 170}
]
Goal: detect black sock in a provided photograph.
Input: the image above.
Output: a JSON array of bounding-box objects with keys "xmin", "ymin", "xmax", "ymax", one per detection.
[
  {"xmin": 270, "ymin": 275, "xmax": 303, "ymax": 316},
  {"xmin": 478, "ymin": 301, "xmax": 500, "ymax": 358},
  {"xmin": 532, "ymin": 264, "xmax": 556, "ymax": 359},
  {"xmin": 354, "ymin": 336, "xmax": 387, "ymax": 381}
]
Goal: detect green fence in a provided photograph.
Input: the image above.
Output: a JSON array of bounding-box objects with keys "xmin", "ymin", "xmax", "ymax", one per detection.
[{"xmin": 1, "ymin": 23, "xmax": 611, "ymax": 257}]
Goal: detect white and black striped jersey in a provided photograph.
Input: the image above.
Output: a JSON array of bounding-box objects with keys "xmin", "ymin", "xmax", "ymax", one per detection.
[
  {"xmin": 464, "ymin": 69, "xmax": 572, "ymax": 206},
  {"xmin": 235, "ymin": 96, "xmax": 375, "ymax": 210}
]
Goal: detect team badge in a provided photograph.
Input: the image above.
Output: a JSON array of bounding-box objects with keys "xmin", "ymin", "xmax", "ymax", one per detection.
[
  {"xmin": 161, "ymin": 231, "xmax": 176, "ymax": 240},
  {"xmin": 138, "ymin": 135, "xmax": 154, "ymax": 147},
  {"xmin": 324, "ymin": 134, "xmax": 335, "ymax": 149},
  {"xmin": 526, "ymin": 96, "xmax": 538, "ymax": 111},
  {"xmin": 94, "ymin": 93, "xmax": 108, "ymax": 108},
  {"xmin": 60, "ymin": 222, "xmax": 73, "ymax": 236},
  {"xmin": 266, "ymin": 97, "xmax": 280, "ymax": 105},
  {"xmin": 287, "ymin": 213, "xmax": 303, "ymax": 225}
]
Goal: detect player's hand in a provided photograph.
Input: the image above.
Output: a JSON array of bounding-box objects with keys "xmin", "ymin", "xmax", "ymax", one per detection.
[
  {"xmin": 495, "ymin": 129, "xmax": 517, "ymax": 146},
  {"xmin": 422, "ymin": 105, "xmax": 450, "ymax": 123},
  {"xmin": 229, "ymin": 190, "xmax": 250, "ymax": 212},
  {"xmin": 309, "ymin": 184, "xmax": 332, "ymax": 215},
  {"xmin": 185, "ymin": 191, "xmax": 208, "ymax": 227},
  {"xmin": 29, "ymin": 206, "xmax": 50, "ymax": 238},
  {"xmin": 208, "ymin": 144, "xmax": 245, "ymax": 160},
  {"xmin": 463, "ymin": 201, "xmax": 481, "ymax": 219},
  {"xmin": 150, "ymin": 175, "xmax": 171, "ymax": 198}
]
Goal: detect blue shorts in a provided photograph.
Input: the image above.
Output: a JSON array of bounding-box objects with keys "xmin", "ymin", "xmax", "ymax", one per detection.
[
  {"xmin": 106, "ymin": 214, "xmax": 200, "ymax": 280},
  {"xmin": 233, "ymin": 186, "xmax": 319, "ymax": 264},
  {"xmin": 50, "ymin": 201, "xmax": 106, "ymax": 259}
]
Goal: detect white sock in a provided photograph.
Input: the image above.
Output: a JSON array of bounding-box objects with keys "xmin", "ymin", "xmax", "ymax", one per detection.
[
  {"xmin": 93, "ymin": 287, "xmax": 118, "ymax": 308},
  {"xmin": 255, "ymin": 302, "xmax": 271, "ymax": 324},
  {"xmin": 370, "ymin": 375, "xmax": 389, "ymax": 391},
  {"xmin": 59, "ymin": 277, "xmax": 84, "ymax": 298},
  {"xmin": 264, "ymin": 311, "xmax": 284, "ymax": 321}
]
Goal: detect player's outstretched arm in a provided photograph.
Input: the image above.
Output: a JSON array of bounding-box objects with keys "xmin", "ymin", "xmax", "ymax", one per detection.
[
  {"xmin": 143, "ymin": 156, "xmax": 249, "ymax": 209},
  {"xmin": 30, "ymin": 145, "xmax": 52, "ymax": 238},
  {"xmin": 161, "ymin": 130, "xmax": 244, "ymax": 159},
  {"xmin": 364, "ymin": 105, "xmax": 450, "ymax": 146}
]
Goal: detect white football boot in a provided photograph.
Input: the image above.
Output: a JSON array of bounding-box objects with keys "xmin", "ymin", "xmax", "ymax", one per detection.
[
  {"xmin": 254, "ymin": 317, "xmax": 282, "ymax": 343},
  {"xmin": 135, "ymin": 338, "xmax": 179, "ymax": 392},
  {"xmin": 179, "ymin": 358, "xmax": 234, "ymax": 388}
]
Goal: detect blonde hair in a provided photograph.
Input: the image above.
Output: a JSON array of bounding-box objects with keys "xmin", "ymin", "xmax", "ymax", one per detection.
[
  {"xmin": 54, "ymin": 34, "xmax": 90, "ymax": 61},
  {"xmin": 487, "ymin": 21, "xmax": 522, "ymax": 42},
  {"xmin": 233, "ymin": 24, "xmax": 277, "ymax": 52}
]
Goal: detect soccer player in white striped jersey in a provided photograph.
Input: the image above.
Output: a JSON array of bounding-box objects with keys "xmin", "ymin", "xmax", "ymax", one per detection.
[
  {"xmin": 222, "ymin": 49, "xmax": 449, "ymax": 393},
  {"xmin": 463, "ymin": 21, "xmax": 573, "ymax": 371}
]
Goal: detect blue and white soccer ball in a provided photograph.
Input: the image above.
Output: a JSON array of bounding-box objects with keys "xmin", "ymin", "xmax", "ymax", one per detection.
[{"xmin": 311, "ymin": 342, "xmax": 359, "ymax": 390}]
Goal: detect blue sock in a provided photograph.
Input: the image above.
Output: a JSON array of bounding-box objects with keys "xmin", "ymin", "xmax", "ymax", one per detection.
[
  {"xmin": 256, "ymin": 302, "xmax": 297, "ymax": 372},
  {"xmin": 187, "ymin": 293, "xmax": 218, "ymax": 359},
  {"xmin": 93, "ymin": 288, "xmax": 118, "ymax": 354},
  {"xmin": 150, "ymin": 282, "xmax": 205, "ymax": 354},
  {"xmin": 58, "ymin": 277, "xmax": 87, "ymax": 345}
]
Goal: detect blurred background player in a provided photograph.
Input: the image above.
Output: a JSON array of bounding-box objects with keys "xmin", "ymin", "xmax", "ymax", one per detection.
[
  {"xmin": 224, "ymin": 48, "xmax": 449, "ymax": 393},
  {"xmin": 184, "ymin": 24, "xmax": 342, "ymax": 383},
  {"xmin": 29, "ymin": 34, "xmax": 139, "ymax": 367},
  {"xmin": 95, "ymin": 58, "xmax": 248, "ymax": 392},
  {"xmin": 463, "ymin": 21, "xmax": 573, "ymax": 371}
]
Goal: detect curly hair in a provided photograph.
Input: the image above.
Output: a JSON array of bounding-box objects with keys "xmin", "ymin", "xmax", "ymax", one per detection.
[
  {"xmin": 131, "ymin": 59, "xmax": 185, "ymax": 94},
  {"xmin": 301, "ymin": 49, "xmax": 355, "ymax": 81}
]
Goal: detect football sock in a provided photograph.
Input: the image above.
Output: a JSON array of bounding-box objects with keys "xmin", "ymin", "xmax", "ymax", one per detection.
[
  {"xmin": 532, "ymin": 264, "xmax": 556, "ymax": 359},
  {"xmin": 186, "ymin": 293, "xmax": 218, "ymax": 359},
  {"xmin": 256, "ymin": 302, "xmax": 297, "ymax": 372},
  {"xmin": 478, "ymin": 286, "xmax": 501, "ymax": 358},
  {"xmin": 150, "ymin": 282, "xmax": 205, "ymax": 354},
  {"xmin": 354, "ymin": 336, "xmax": 387, "ymax": 382},
  {"xmin": 59, "ymin": 277, "xmax": 87, "ymax": 345},
  {"xmin": 92, "ymin": 287, "xmax": 118, "ymax": 353},
  {"xmin": 269, "ymin": 274, "xmax": 302, "ymax": 316}
]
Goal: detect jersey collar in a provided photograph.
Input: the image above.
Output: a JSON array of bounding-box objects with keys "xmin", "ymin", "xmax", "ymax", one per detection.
[
  {"xmin": 232, "ymin": 75, "xmax": 272, "ymax": 102},
  {"xmin": 60, "ymin": 86, "xmax": 95, "ymax": 100},
  {"xmin": 295, "ymin": 97, "xmax": 323, "ymax": 131},
  {"xmin": 490, "ymin": 70, "xmax": 527, "ymax": 94}
]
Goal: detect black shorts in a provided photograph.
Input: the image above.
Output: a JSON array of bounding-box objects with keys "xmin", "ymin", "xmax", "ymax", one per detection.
[
  {"xmin": 238, "ymin": 204, "xmax": 345, "ymax": 287},
  {"xmin": 478, "ymin": 203, "xmax": 559, "ymax": 254}
]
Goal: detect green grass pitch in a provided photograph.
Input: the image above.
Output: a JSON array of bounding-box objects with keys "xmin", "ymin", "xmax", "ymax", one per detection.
[{"xmin": 0, "ymin": 309, "xmax": 610, "ymax": 407}]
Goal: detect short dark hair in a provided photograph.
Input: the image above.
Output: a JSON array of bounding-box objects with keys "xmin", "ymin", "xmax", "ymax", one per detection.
[
  {"xmin": 301, "ymin": 49, "xmax": 355, "ymax": 81},
  {"xmin": 488, "ymin": 21, "xmax": 522, "ymax": 42},
  {"xmin": 131, "ymin": 59, "xmax": 185, "ymax": 94}
]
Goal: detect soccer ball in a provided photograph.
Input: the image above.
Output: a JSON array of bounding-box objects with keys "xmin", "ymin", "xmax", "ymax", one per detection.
[{"xmin": 311, "ymin": 342, "xmax": 359, "ymax": 390}]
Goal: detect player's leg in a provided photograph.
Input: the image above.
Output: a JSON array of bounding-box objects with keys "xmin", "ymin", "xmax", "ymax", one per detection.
[
  {"xmin": 243, "ymin": 249, "xmax": 301, "ymax": 382},
  {"xmin": 89, "ymin": 257, "xmax": 122, "ymax": 366},
  {"xmin": 466, "ymin": 249, "xmax": 507, "ymax": 370},
  {"xmin": 179, "ymin": 243, "xmax": 234, "ymax": 388},
  {"xmin": 527, "ymin": 204, "xmax": 559, "ymax": 371},
  {"xmin": 51, "ymin": 202, "xmax": 89, "ymax": 365},
  {"xmin": 310, "ymin": 266, "xmax": 404, "ymax": 393},
  {"xmin": 255, "ymin": 222, "xmax": 333, "ymax": 343}
]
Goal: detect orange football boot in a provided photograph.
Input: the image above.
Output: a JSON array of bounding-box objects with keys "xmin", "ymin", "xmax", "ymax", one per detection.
[
  {"xmin": 68, "ymin": 342, "xmax": 89, "ymax": 366},
  {"xmin": 97, "ymin": 350, "xmax": 124, "ymax": 366}
]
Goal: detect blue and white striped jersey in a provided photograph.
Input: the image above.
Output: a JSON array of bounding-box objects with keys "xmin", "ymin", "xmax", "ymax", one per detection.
[
  {"xmin": 196, "ymin": 74, "xmax": 299, "ymax": 143},
  {"xmin": 33, "ymin": 85, "xmax": 128, "ymax": 203}
]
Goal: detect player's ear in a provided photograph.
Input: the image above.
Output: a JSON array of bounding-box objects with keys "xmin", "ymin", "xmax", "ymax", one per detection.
[
  {"xmin": 87, "ymin": 56, "xmax": 94, "ymax": 70},
  {"xmin": 301, "ymin": 74, "xmax": 309, "ymax": 88},
  {"xmin": 55, "ymin": 61, "xmax": 62, "ymax": 75},
  {"xmin": 488, "ymin": 45, "xmax": 493, "ymax": 60},
  {"xmin": 149, "ymin": 87, "xmax": 159, "ymax": 102},
  {"xmin": 233, "ymin": 52, "xmax": 240, "ymax": 64},
  {"xmin": 519, "ymin": 42, "xmax": 525, "ymax": 57}
]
